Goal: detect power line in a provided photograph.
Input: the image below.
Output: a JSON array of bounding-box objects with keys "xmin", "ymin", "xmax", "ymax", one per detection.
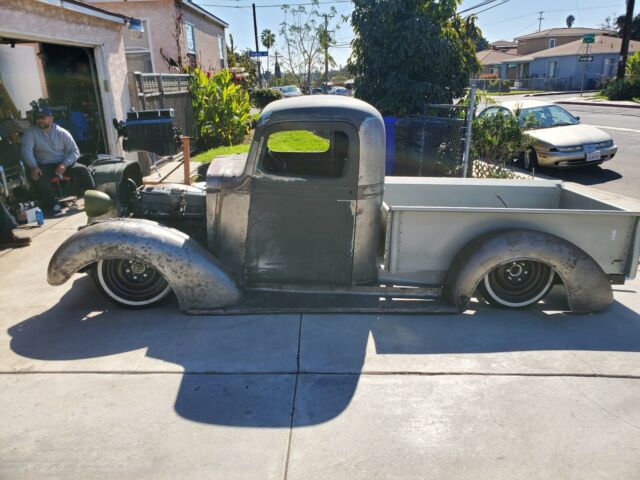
[
  {"xmin": 482, "ymin": 4, "xmax": 621, "ymax": 26},
  {"xmin": 462, "ymin": 0, "xmax": 510, "ymax": 18},
  {"xmin": 458, "ymin": 0, "xmax": 503, "ymax": 15},
  {"xmin": 195, "ymin": 0, "xmax": 351, "ymax": 8}
]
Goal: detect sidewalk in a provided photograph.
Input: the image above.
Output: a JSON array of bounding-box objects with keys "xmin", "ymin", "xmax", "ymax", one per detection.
[
  {"xmin": 0, "ymin": 211, "xmax": 639, "ymax": 479},
  {"xmin": 555, "ymin": 96, "xmax": 640, "ymax": 109}
]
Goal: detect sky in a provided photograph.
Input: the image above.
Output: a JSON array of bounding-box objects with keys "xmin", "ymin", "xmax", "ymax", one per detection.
[{"xmin": 194, "ymin": 0, "xmax": 638, "ymax": 69}]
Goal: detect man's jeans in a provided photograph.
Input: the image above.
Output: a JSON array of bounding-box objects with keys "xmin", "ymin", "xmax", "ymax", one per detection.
[{"xmin": 31, "ymin": 163, "xmax": 95, "ymax": 209}]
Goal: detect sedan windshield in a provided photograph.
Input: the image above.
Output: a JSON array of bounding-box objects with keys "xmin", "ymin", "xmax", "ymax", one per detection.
[
  {"xmin": 282, "ymin": 86, "xmax": 300, "ymax": 93},
  {"xmin": 518, "ymin": 105, "xmax": 579, "ymax": 129}
]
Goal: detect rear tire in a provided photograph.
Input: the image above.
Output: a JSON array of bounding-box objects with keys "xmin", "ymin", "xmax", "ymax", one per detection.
[
  {"xmin": 524, "ymin": 149, "xmax": 538, "ymax": 171},
  {"xmin": 91, "ymin": 259, "xmax": 171, "ymax": 308},
  {"xmin": 479, "ymin": 260, "xmax": 554, "ymax": 309}
]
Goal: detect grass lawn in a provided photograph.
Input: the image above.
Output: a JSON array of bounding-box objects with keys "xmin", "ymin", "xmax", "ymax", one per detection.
[
  {"xmin": 192, "ymin": 144, "xmax": 250, "ymax": 163},
  {"xmin": 268, "ymin": 130, "xmax": 330, "ymax": 152},
  {"xmin": 191, "ymin": 130, "xmax": 330, "ymax": 164}
]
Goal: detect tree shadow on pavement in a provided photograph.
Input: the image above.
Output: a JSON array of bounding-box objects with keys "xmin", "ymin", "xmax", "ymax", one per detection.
[{"xmin": 8, "ymin": 278, "xmax": 640, "ymax": 428}]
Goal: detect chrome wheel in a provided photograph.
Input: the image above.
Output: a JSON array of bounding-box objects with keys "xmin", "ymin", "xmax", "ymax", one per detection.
[
  {"xmin": 481, "ymin": 260, "xmax": 554, "ymax": 308},
  {"xmin": 94, "ymin": 259, "xmax": 171, "ymax": 308}
]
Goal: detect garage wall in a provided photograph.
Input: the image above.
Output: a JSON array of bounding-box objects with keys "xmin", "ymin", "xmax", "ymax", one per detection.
[
  {"xmin": 0, "ymin": 44, "xmax": 48, "ymax": 116},
  {"xmin": 0, "ymin": 0, "xmax": 130, "ymax": 154}
]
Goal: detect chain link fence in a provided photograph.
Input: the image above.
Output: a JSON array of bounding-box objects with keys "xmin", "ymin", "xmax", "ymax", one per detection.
[{"xmin": 389, "ymin": 104, "xmax": 469, "ymax": 177}]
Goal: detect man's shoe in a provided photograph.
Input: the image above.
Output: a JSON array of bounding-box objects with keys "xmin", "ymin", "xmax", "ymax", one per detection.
[
  {"xmin": 51, "ymin": 203, "xmax": 64, "ymax": 217},
  {"xmin": 0, "ymin": 233, "xmax": 31, "ymax": 249}
]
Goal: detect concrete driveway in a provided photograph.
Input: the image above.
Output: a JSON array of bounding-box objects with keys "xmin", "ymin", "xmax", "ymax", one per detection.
[{"xmin": 1, "ymin": 211, "xmax": 639, "ymax": 479}]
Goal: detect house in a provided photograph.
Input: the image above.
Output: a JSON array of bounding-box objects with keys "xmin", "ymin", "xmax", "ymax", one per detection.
[
  {"xmin": 476, "ymin": 27, "xmax": 637, "ymax": 91},
  {"xmin": 514, "ymin": 28, "xmax": 616, "ymax": 56},
  {"xmin": 1, "ymin": 0, "xmax": 132, "ymax": 156},
  {"xmin": 527, "ymin": 36, "xmax": 640, "ymax": 90},
  {"xmin": 84, "ymin": 0, "xmax": 228, "ymax": 74}
]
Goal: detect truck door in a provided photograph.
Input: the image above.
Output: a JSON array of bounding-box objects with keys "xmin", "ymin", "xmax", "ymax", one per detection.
[{"xmin": 245, "ymin": 122, "xmax": 359, "ymax": 285}]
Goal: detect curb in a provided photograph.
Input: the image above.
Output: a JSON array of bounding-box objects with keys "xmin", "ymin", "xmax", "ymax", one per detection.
[
  {"xmin": 556, "ymin": 100, "xmax": 640, "ymax": 109},
  {"xmin": 524, "ymin": 90, "xmax": 597, "ymax": 97}
]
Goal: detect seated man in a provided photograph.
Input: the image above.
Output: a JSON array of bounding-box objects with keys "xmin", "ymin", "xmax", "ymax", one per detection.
[
  {"xmin": 0, "ymin": 201, "xmax": 30, "ymax": 249},
  {"xmin": 21, "ymin": 106, "xmax": 95, "ymax": 216}
]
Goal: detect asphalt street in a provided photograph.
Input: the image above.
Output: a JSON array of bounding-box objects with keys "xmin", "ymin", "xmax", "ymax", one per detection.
[{"xmin": 494, "ymin": 93, "xmax": 640, "ymax": 199}]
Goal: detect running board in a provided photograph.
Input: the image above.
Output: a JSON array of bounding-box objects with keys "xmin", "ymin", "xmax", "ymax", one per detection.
[{"xmin": 185, "ymin": 287, "xmax": 460, "ymax": 315}]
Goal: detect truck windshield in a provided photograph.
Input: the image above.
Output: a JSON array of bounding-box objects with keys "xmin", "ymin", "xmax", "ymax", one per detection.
[
  {"xmin": 518, "ymin": 105, "xmax": 579, "ymax": 129},
  {"xmin": 261, "ymin": 129, "xmax": 349, "ymax": 177}
]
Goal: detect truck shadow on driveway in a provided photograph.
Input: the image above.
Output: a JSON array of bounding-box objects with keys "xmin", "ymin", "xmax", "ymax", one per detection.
[{"xmin": 8, "ymin": 277, "xmax": 640, "ymax": 427}]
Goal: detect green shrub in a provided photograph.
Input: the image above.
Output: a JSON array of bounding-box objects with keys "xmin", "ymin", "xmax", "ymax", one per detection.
[
  {"xmin": 189, "ymin": 68, "xmax": 251, "ymax": 149},
  {"xmin": 251, "ymin": 88, "xmax": 282, "ymax": 109},
  {"xmin": 471, "ymin": 108, "xmax": 532, "ymax": 169},
  {"xmin": 602, "ymin": 78, "xmax": 640, "ymax": 100},
  {"xmin": 487, "ymin": 79, "xmax": 510, "ymax": 93}
]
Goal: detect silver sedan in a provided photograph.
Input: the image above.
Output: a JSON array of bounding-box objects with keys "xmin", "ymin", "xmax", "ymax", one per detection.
[{"xmin": 478, "ymin": 100, "xmax": 617, "ymax": 169}]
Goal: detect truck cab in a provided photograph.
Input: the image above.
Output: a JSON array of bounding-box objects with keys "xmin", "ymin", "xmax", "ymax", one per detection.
[{"xmin": 206, "ymin": 96, "xmax": 385, "ymax": 288}]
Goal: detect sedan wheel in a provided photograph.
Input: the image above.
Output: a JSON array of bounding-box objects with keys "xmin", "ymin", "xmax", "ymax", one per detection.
[
  {"xmin": 524, "ymin": 149, "xmax": 538, "ymax": 171},
  {"xmin": 480, "ymin": 260, "xmax": 555, "ymax": 309},
  {"xmin": 92, "ymin": 259, "xmax": 171, "ymax": 308}
]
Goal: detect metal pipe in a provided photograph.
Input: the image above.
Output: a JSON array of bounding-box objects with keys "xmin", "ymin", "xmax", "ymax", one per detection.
[
  {"xmin": 462, "ymin": 84, "xmax": 476, "ymax": 178},
  {"xmin": 182, "ymin": 136, "xmax": 191, "ymax": 185}
]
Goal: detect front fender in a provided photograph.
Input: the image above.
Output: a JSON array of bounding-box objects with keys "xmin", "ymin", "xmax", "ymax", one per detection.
[
  {"xmin": 443, "ymin": 229, "xmax": 613, "ymax": 314},
  {"xmin": 48, "ymin": 218, "xmax": 242, "ymax": 312}
]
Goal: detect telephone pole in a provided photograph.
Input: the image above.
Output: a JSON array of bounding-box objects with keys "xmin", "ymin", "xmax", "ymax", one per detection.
[
  {"xmin": 252, "ymin": 3, "xmax": 262, "ymax": 88},
  {"xmin": 537, "ymin": 11, "xmax": 545, "ymax": 32},
  {"xmin": 617, "ymin": 0, "xmax": 636, "ymax": 80},
  {"xmin": 324, "ymin": 14, "xmax": 329, "ymax": 93}
]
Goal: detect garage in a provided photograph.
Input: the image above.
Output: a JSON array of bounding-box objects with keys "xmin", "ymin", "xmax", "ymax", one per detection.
[{"xmin": 1, "ymin": 0, "xmax": 132, "ymax": 205}]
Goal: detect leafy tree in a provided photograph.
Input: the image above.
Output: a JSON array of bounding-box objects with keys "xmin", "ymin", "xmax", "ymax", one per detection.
[
  {"xmin": 474, "ymin": 35, "xmax": 489, "ymax": 51},
  {"xmin": 566, "ymin": 14, "xmax": 575, "ymax": 28},
  {"xmin": 261, "ymin": 29, "xmax": 277, "ymax": 75},
  {"xmin": 279, "ymin": 0, "xmax": 340, "ymax": 92},
  {"xmin": 348, "ymin": 0, "xmax": 481, "ymax": 116},
  {"xmin": 616, "ymin": 13, "xmax": 640, "ymax": 40},
  {"xmin": 627, "ymin": 51, "xmax": 640, "ymax": 80}
]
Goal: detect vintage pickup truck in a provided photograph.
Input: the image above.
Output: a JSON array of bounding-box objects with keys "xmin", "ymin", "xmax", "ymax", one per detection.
[{"xmin": 48, "ymin": 96, "xmax": 640, "ymax": 314}]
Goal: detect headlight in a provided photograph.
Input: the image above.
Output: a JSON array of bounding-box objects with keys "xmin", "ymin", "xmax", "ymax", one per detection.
[
  {"xmin": 594, "ymin": 140, "xmax": 614, "ymax": 149},
  {"xmin": 555, "ymin": 145, "xmax": 583, "ymax": 153}
]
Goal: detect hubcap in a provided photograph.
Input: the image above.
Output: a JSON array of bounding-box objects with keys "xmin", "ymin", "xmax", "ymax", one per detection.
[
  {"xmin": 484, "ymin": 260, "xmax": 554, "ymax": 308},
  {"xmin": 96, "ymin": 259, "xmax": 171, "ymax": 306}
]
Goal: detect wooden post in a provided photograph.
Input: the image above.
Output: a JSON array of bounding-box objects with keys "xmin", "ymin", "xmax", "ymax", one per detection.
[{"xmin": 182, "ymin": 136, "xmax": 191, "ymax": 185}]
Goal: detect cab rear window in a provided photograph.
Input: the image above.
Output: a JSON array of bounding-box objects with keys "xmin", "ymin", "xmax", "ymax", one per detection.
[{"xmin": 260, "ymin": 129, "xmax": 349, "ymax": 178}]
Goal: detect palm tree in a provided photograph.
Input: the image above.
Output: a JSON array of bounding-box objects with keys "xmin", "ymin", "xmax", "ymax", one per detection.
[
  {"xmin": 566, "ymin": 14, "xmax": 576, "ymax": 28},
  {"xmin": 261, "ymin": 29, "xmax": 276, "ymax": 76}
]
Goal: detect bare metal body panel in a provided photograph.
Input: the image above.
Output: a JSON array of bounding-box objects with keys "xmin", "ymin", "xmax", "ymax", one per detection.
[
  {"xmin": 48, "ymin": 218, "xmax": 242, "ymax": 312},
  {"xmin": 443, "ymin": 229, "xmax": 614, "ymax": 313},
  {"xmin": 383, "ymin": 178, "xmax": 640, "ymax": 285}
]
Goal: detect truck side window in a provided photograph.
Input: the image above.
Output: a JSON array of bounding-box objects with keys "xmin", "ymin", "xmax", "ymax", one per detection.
[{"xmin": 260, "ymin": 129, "xmax": 348, "ymax": 178}]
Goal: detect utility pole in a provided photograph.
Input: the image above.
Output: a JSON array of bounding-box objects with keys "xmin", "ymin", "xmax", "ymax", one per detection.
[
  {"xmin": 324, "ymin": 14, "xmax": 329, "ymax": 93},
  {"xmin": 252, "ymin": 3, "xmax": 263, "ymax": 88},
  {"xmin": 537, "ymin": 11, "xmax": 545, "ymax": 32},
  {"xmin": 617, "ymin": 0, "xmax": 636, "ymax": 80}
]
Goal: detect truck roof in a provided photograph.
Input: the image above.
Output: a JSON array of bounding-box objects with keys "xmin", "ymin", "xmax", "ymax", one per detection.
[{"xmin": 259, "ymin": 95, "xmax": 383, "ymax": 128}]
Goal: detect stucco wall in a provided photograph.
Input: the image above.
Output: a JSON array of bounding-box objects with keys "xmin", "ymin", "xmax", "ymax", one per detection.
[
  {"xmin": 0, "ymin": 0, "xmax": 129, "ymax": 154},
  {"xmin": 87, "ymin": 0, "xmax": 226, "ymax": 73},
  {"xmin": 517, "ymin": 36, "xmax": 583, "ymax": 56},
  {"xmin": 181, "ymin": 6, "xmax": 226, "ymax": 72},
  {"xmin": 529, "ymin": 54, "xmax": 620, "ymax": 89},
  {"xmin": 90, "ymin": 0, "xmax": 180, "ymax": 74}
]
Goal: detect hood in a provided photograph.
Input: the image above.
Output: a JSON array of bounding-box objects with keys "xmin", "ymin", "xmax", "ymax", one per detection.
[{"xmin": 526, "ymin": 124, "xmax": 612, "ymax": 147}]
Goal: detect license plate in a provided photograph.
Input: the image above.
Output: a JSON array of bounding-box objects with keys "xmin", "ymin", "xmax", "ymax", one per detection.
[{"xmin": 586, "ymin": 151, "xmax": 601, "ymax": 161}]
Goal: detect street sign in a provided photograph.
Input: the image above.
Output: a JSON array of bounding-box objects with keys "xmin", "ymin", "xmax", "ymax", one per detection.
[
  {"xmin": 583, "ymin": 34, "xmax": 595, "ymax": 44},
  {"xmin": 249, "ymin": 51, "xmax": 268, "ymax": 57},
  {"xmin": 578, "ymin": 55, "xmax": 594, "ymax": 62}
]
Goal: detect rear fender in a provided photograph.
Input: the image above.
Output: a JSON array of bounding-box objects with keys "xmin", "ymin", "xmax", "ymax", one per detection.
[
  {"xmin": 443, "ymin": 229, "xmax": 613, "ymax": 314},
  {"xmin": 48, "ymin": 218, "xmax": 242, "ymax": 312}
]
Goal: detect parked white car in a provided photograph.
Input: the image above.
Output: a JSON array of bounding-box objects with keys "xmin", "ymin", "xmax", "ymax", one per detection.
[
  {"xmin": 328, "ymin": 86, "xmax": 351, "ymax": 96},
  {"xmin": 478, "ymin": 100, "xmax": 617, "ymax": 169},
  {"xmin": 279, "ymin": 85, "xmax": 303, "ymax": 98}
]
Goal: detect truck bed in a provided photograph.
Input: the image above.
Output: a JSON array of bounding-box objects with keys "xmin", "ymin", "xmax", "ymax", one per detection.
[{"xmin": 381, "ymin": 178, "xmax": 640, "ymax": 285}]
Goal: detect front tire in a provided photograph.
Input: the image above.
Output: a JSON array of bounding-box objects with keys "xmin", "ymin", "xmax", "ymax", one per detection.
[
  {"xmin": 91, "ymin": 259, "xmax": 171, "ymax": 308},
  {"xmin": 524, "ymin": 149, "xmax": 538, "ymax": 171},
  {"xmin": 479, "ymin": 260, "xmax": 554, "ymax": 309}
]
